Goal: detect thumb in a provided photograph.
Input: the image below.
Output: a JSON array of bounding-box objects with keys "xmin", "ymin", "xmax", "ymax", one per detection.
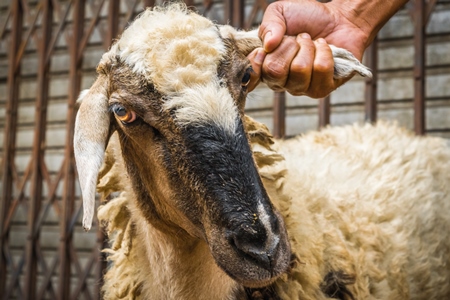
[
  {"xmin": 246, "ymin": 48, "xmax": 265, "ymax": 92},
  {"xmin": 258, "ymin": 2, "xmax": 286, "ymax": 53}
]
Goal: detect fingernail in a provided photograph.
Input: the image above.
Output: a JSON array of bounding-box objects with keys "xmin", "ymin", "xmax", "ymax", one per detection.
[
  {"xmin": 317, "ymin": 38, "xmax": 326, "ymax": 44},
  {"xmin": 254, "ymin": 49, "xmax": 266, "ymax": 65},
  {"xmin": 300, "ymin": 33, "xmax": 310, "ymax": 39},
  {"xmin": 263, "ymin": 32, "xmax": 272, "ymax": 51}
]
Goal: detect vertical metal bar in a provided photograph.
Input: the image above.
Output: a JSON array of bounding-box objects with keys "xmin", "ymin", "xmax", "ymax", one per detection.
[
  {"xmin": 59, "ymin": 0, "xmax": 85, "ymax": 299},
  {"xmin": 273, "ymin": 92, "xmax": 286, "ymax": 138},
  {"xmin": 364, "ymin": 37, "xmax": 378, "ymax": 123},
  {"xmin": 318, "ymin": 96, "xmax": 330, "ymax": 128},
  {"xmin": 317, "ymin": 0, "xmax": 331, "ymax": 128},
  {"xmin": 105, "ymin": 0, "xmax": 119, "ymax": 48},
  {"xmin": 24, "ymin": 0, "xmax": 53, "ymax": 298},
  {"xmin": 95, "ymin": 230, "xmax": 108, "ymax": 300},
  {"xmin": 413, "ymin": 0, "xmax": 425, "ymax": 135},
  {"xmin": 143, "ymin": 0, "xmax": 155, "ymax": 9},
  {"xmin": 224, "ymin": 0, "xmax": 232, "ymax": 27},
  {"xmin": 0, "ymin": 1, "xmax": 23, "ymax": 295},
  {"xmin": 231, "ymin": 0, "xmax": 244, "ymax": 28}
]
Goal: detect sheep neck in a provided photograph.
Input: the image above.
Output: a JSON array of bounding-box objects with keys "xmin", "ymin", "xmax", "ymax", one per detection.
[{"xmin": 132, "ymin": 208, "xmax": 242, "ymax": 300}]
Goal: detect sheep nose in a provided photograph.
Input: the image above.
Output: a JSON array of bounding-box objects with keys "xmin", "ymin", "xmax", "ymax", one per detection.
[{"xmin": 228, "ymin": 224, "xmax": 280, "ymax": 271}]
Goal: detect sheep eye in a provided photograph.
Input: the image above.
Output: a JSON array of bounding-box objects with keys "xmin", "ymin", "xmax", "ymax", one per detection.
[
  {"xmin": 241, "ymin": 68, "xmax": 252, "ymax": 87},
  {"xmin": 112, "ymin": 105, "xmax": 137, "ymax": 124}
]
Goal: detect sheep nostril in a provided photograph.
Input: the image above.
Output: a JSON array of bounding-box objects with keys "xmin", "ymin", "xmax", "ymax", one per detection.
[{"xmin": 228, "ymin": 227, "xmax": 280, "ymax": 271}]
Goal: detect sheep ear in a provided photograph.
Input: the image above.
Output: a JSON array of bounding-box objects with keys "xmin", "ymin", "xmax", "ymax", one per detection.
[
  {"xmin": 219, "ymin": 25, "xmax": 262, "ymax": 56},
  {"xmin": 74, "ymin": 76, "xmax": 111, "ymax": 231},
  {"xmin": 219, "ymin": 26, "xmax": 372, "ymax": 79}
]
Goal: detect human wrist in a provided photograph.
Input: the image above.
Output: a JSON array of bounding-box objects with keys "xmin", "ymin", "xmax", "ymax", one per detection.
[{"xmin": 326, "ymin": 0, "xmax": 407, "ymax": 49}]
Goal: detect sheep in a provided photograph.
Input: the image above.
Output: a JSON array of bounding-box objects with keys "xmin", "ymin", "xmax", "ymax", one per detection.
[{"xmin": 73, "ymin": 4, "xmax": 450, "ymax": 300}]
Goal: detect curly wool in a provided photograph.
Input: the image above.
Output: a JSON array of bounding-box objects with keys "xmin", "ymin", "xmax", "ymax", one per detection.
[{"xmin": 97, "ymin": 119, "xmax": 450, "ymax": 299}]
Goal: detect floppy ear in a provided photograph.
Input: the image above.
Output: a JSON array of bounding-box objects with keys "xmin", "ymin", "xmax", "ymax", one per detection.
[
  {"xmin": 74, "ymin": 76, "xmax": 111, "ymax": 231},
  {"xmin": 219, "ymin": 26, "xmax": 262, "ymax": 56},
  {"xmin": 220, "ymin": 25, "xmax": 372, "ymax": 79}
]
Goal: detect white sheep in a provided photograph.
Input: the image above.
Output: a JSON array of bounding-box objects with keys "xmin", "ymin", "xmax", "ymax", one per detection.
[{"xmin": 74, "ymin": 4, "xmax": 450, "ymax": 300}]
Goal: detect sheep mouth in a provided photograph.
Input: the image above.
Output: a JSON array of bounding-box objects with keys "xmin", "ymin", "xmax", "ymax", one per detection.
[{"xmin": 205, "ymin": 212, "xmax": 291, "ymax": 288}]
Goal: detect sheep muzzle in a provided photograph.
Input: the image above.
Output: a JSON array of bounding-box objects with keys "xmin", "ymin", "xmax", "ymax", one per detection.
[{"xmin": 178, "ymin": 121, "xmax": 291, "ymax": 287}]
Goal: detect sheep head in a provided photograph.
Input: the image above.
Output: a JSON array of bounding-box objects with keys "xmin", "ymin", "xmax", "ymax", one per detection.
[{"xmin": 74, "ymin": 4, "xmax": 370, "ymax": 289}]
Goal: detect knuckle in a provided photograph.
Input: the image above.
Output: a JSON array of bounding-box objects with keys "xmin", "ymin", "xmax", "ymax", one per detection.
[
  {"xmin": 314, "ymin": 60, "xmax": 334, "ymax": 74},
  {"xmin": 291, "ymin": 60, "xmax": 310, "ymax": 76},
  {"xmin": 263, "ymin": 59, "xmax": 288, "ymax": 79}
]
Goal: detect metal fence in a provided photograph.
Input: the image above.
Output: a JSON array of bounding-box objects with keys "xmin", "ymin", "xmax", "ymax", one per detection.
[{"xmin": 0, "ymin": 0, "xmax": 446, "ymax": 299}]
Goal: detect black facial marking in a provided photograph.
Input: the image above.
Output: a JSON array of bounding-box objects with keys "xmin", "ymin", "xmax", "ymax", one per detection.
[
  {"xmin": 320, "ymin": 270, "xmax": 356, "ymax": 300},
  {"xmin": 175, "ymin": 118, "xmax": 279, "ymax": 236}
]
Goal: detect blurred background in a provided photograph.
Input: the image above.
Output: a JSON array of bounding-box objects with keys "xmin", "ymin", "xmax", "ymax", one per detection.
[{"xmin": 0, "ymin": 0, "xmax": 449, "ymax": 299}]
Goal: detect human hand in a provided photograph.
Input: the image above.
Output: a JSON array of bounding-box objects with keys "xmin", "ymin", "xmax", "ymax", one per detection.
[{"xmin": 248, "ymin": 0, "xmax": 370, "ymax": 98}]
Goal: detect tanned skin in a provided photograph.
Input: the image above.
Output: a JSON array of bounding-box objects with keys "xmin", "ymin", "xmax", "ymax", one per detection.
[{"xmin": 247, "ymin": 0, "xmax": 409, "ymax": 98}]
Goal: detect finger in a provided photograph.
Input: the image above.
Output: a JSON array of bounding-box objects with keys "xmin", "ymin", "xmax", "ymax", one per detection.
[
  {"xmin": 258, "ymin": 2, "xmax": 286, "ymax": 52},
  {"xmin": 284, "ymin": 33, "xmax": 315, "ymax": 96},
  {"xmin": 307, "ymin": 38, "xmax": 335, "ymax": 98},
  {"xmin": 246, "ymin": 48, "xmax": 265, "ymax": 92},
  {"xmin": 261, "ymin": 36, "xmax": 300, "ymax": 91}
]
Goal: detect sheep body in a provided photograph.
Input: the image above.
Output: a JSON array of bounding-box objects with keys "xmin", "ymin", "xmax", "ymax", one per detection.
[
  {"xmin": 74, "ymin": 4, "xmax": 450, "ymax": 299},
  {"xmin": 98, "ymin": 119, "xmax": 450, "ymax": 299}
]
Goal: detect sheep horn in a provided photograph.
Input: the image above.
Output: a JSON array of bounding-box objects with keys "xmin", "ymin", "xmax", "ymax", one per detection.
[{"xmin": 74, "ymin": 76, "xmax": 110, "ymax": 231}]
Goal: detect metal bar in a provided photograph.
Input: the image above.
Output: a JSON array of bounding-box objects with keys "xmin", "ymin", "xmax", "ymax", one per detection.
[
  {"xmin": 364, "ymin": 36, "xmax": 378, "ymax": 123},
  {"xmin": 35, "ymin": 244, "xmax": 57, "ymax": 300},
  {"xmin": 24, "ymin": 0, "xmax": 52, "ymax": 296},
  {"xmin": 232, "ymin": 0, "xmax": 244, "ymax": 28},
  {"xmin": 51, "ymin": 0, "xmax": 73, "ymax": 57},
  {"xmin": 95, "ymin": 228, "xmax": 108, "ymax": 300},
  {"xmin": 71, "ymin": 251, "xmax": 97, "ymax": 300},
  {"xmin": 76, "ymin": 0, "xmax": 106, "ymax": 63},
  {"xmin": 45, "ymin": 0, "xmax": 72, "ymax": 65},
  {"xmin": 121, "ymin": 0, "xmax": 140, "ymax": 33},
  {"xmin": 318, "ymin": 95, "xmax": 330, "ymax": 128},
  {"xmin": 69, "ymin": 244, "xmax": 93, "ymax": 300},
  {"xmin": 0, "ymin": 0, "xmax": 23, "ymax": 295},
  {"xmin": 273, "ymin": 92, "xmax": 286, "ymax": 139},
  {"xmin": 426, "ymin": 0, "xmax": 437, "ymax": 23},
  {"xmin": 59, "ymin": 1, "xmax": 85, "ymax": 298},
  {"xmin": 0, "ymin": 8, "xmax": 10, "ymax": 39},
  {"xmin": 413, "ymin": 0, "xmax": 426, "ymax": 135},
  {"xmin": 14, "ymin": 3, "xmax": 42, "ymax": 71},
  {"xmin": 184, "ymin": 0, "xmax": 195, "ymax": 7},
  {"xmin": 37, "ymin": 254, "xmax": 59, "ymax": 300},
  {"xmin": 224, "ymin": 0, "xmax": 232, "ymax": 26},
  {"xmin": 317, "ymin": 0, "xmax": 331, "ymax": 128},
  {"xmin": 426, "ymin": 128, "xmax": 450, "ymax": 133},
  {"xmin": 143, "ymin": 0, "xmax": 156, "ymax": 8},
  {"xmin": 105, "ymin": 0, "xmax": 120, "ymax": 49},
  {"xmin": 20, "ymin": 0, "xmax": 44, "ymax": 55},
  {"xmin": 33, "ymin": 165, "xmax": 65, "ymax": 236},
  {"xmin": 4, "ymin": 254, "xmax": 25, "ymax": 300},
  {"xmin": 2, "ymin": 162, "xmax": 33, "ymax": 232},
  {"xmin": 244, "ymin": 0, "xmax": 268, "ymax": 30}
]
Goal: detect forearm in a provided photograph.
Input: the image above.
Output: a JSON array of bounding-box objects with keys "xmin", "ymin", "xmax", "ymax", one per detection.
[{"xmin": 327, "ymin": 0, "xmax": 409, "ymax": 48}]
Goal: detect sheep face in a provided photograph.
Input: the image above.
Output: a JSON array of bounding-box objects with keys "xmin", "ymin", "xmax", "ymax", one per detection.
[{"xmin": 75, "ymin": 6, "xmax": 291, "ymax": 288}]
